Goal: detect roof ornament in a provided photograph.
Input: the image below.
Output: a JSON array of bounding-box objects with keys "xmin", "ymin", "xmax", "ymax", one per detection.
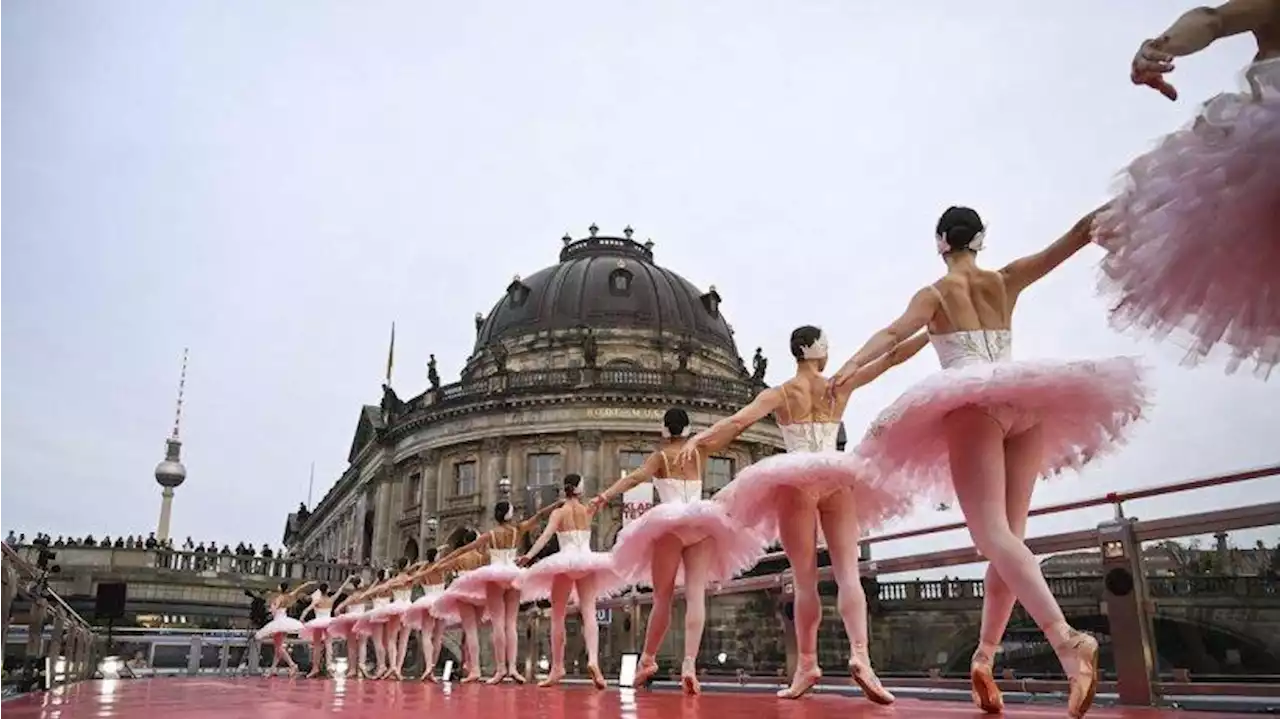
[
  {"xmin": 562, "ymin": 233, "xmax": 573, "ymax": 246},
  {"xmin": 588, "ymin": 223, "xmax": 599, "ymax": 237},
  {"xmin": 623, "ymin": 225, "xmax": 634, "ymax": 239}
]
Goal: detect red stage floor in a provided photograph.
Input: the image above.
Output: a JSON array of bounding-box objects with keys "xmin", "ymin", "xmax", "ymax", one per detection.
[{"xmin": 0, "ymin": 678, "xmax": 1261, "ymax": 718}]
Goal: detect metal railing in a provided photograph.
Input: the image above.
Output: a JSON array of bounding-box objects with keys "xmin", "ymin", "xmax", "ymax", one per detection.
[{"xmin": 2, "ymin": 543, "xmax": 97, "ymax": 691}]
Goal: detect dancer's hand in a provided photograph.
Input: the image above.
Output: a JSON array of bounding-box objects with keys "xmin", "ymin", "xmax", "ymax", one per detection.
[
  {"xmin": 828, "ymin": 365, "xmax": 857, "ymax": 395},
  {"xmin": 676, "ymin": 439, "xmax": 701, "ymax": 466},
  {"xmin": 587, "ymin": 494, "xmax": 608, "ymax": 514},
  {"xmin": 516, "ymin": 554, "xmax": 532, "ymax": 568},
  {"xmin": 1130, "ymin": 38, "xmax": 1178, "ymax": 101}
]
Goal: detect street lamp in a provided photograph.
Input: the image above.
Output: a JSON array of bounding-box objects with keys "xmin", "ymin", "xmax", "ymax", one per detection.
[{"xmin": 498, "ymin": 476, "xmax": 512, "ymax": 497}]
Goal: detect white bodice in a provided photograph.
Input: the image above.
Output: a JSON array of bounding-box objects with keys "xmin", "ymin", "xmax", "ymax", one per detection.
[
  {"xmin": 271, "ymin": 608, "xmax": 287, "ymax": 620},
  {"xmin": 778, "ymin": 422, "xmax": 842, "ymax": 452},
  {"xmin": 653, "ymin": 477, "xmax": 703, "ymax": 503},
  {"xmin": 931, "ymin": 330, "xmax": 1013, "ymax": 369},
  {"xmin": 350, "ymin": 603, "xmax": 368, "ymax": 614},
  {"xmin": 556, "ymin": 529, "xmax": 592, "ymax": 552},
  {"xmin": 423, "ymin": 583, "xmax": 445, "ymax": 594},
  {"xmin": 392, "ymin": 588, "xmax": 412, "ymax": 602},
  {"xmin": 372, "ymin": 596, "xmax": 390, "ymax": 608},
  {"xmin": 314, "ymin": 608, "xmax": 332, "ymax": 620},
  {"xmin": 489, "ymin": 548, "xmax": 519, "ymax": 566}
]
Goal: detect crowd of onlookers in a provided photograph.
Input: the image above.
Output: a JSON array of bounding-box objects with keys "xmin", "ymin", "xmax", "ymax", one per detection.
[{"xmin": 5, "ymin": 530, "xmax": 286, "ymax": 560}]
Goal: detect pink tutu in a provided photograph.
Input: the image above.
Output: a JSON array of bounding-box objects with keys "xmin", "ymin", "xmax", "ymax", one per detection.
[
  {"xmin": 325, "ymin": 608, "xmax": 363, "ymax": 640},
  {"xmin": 403, "ymin": 586, "xmax": 446, "ymax": 630},
  {"xmin": 860, "ymin": 357, "xmax": 1149, "ymax": 499},
  {"xmin": 430, "ymin": 588, "xmax": 489, "ymax": 625},
  {"xmin": 610, "ymin": 500, "xmax": 768, "ymax": 587},
  {"xmin": 255, "ymin": 610, "xmax": 305, "ymax": 640},
  {"xmin": 446, "ymin": 563, "xmax": 524, "ymax": 600},
  {"xmin": 518, "ymin": 547, "xmax": 627, "ymax": 603},
  {"xmin": 299, "ymin": 613, "xmax": 334, "ymax": 642},
  {"xmin": 367, "ymin": 597, "xmax": 411, "ymax": 622},
  {"xmin": 715, "ymin": 451, "xmax": 914, "ymax": 543},
  {"xmin": 1094, "ymin": 58, "xmax": 1280, "ymax": 379}
]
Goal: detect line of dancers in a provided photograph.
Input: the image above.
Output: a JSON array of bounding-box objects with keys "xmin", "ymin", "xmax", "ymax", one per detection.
[{"xmin": 253, "ymin": 5, "xmax": 1278, "ymax": 717}]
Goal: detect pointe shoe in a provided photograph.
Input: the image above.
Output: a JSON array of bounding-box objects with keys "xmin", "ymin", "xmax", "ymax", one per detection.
[
  {"xmin": 306, "ymin": 669, "xmax": 320, "ymax": 679},
  {"xmin": 485, "ymin": 670, "xmax": 508, "ymax": 685},
  {"xmin": 509, "ymin": 668, "xmax": 527, "ymax": 684},
  {"xmin": 776, "ymin": 655, "xmax": 821, "ymax": 700},
  {"xmin": 1055, "ymin": 631, "xmax": 1100, "ymax": 719},
  {"xmin": 850, "ymin": 648, "xmax": 895, "ymax": 706},
  {"xmin": 538, "ymin": 670, "xmax": 565, "ymax": 688},
  {"xmin": 680, "ymin": 658, "xmax": 701, "ymax": 696},
  {"xmin": 634, "ymin": 656, "xmax": 659, "ymax": 688},
  {"xmin": 588, "ymin": 664, "xmax": 607, "ymax": 690},
  {"xmin": 460, "ymin": 672, "xmax": 481, "ymax": 684},
  {"xmin": 420, "ymin": 671, "xmax": 437, "ymax": 683},
  {"xmin": 969, "ymin": 645, "xmax": 1003, "ymax": 714}
]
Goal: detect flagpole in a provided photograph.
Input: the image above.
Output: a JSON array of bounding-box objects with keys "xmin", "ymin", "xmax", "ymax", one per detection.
[
  {"xmin": 385, "ymin": 322, "xmax": 396, "ymax": 386},
  {"xmin": 307, "ymin": 462, "xmax": 315, "ymax": 508}
]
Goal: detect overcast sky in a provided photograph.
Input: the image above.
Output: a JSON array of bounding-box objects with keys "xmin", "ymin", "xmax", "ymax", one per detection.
[{"xmin": 4, "ymin": 1, "xmax": 1277, "ymax": 575}]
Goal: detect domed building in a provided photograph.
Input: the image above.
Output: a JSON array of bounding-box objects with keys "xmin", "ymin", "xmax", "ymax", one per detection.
[{"xmin": 288, "ymin": 226, "xmax": 785, "ymax": 569}]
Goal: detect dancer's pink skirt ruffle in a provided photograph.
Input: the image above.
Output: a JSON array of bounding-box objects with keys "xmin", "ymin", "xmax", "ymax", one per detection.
[
  {"xmin": 430, "ymin": 589, "xmax": 490, "ymax": 625},
  {"xmin": 325, "ymin": 610, "xmax": 362, "ymax": 640},
  {"xmin": 715, "ymin": 451, "xmax": 914, "ymax": 543},
  {"xmin": 299, "ymin": 615, "xmax": 333, "ymax": 642},
  {"xmin": 447, "ymin": 564, "xmax": 524, "ymax": 599},
  {"xmin": 254, "ymin": 615, "xmax": 305, "ymax": 641},
  {"xmin": 517, "ymin": 550, "xmax": 627, "ymax": 602},
  {"xmin": 1094, "ymin": 60, "xmax": 1280, "ymax": 379},
  {"xmin": 610, "ymin": 500, "xmax": 768, "ymax": 587},
  {"xmin": 403, "ymin": 589, "xmax": 445, "ymax": 631},
  {"xmin": 367, "ymin": 598, "xmax": 410, "ymax": 622},
  {"xmin": 860, "ymin": 358, "xmax": 1149, "ymax": 499}
]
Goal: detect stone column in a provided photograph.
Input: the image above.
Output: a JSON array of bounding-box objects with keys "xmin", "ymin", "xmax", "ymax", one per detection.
[
  {"xmin": 373, "ymin": 474, "xmax": 394, "ymax": 563},
  {"xmin": 353, "ymin": 493, "xmax": 370, "ymax": 564},
  {"xmin": 26, "ymin": 598, "xmax": 47, "ymax": 658},
  {"xmin": 480, "ymin": 438, "xmax": 509, "ymax": 517},
  {"xmin": 577, "ymin": 430, "xmax": 603, "ymax": 494},
  {"xmin": 417, "ymin": 450, "xmax": 441, "ymax": 553}
]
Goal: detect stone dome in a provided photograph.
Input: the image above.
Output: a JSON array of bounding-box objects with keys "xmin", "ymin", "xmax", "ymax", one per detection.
[{"xmin": 473, "ymin": 227, "xmax": 736, "ymax": 354}]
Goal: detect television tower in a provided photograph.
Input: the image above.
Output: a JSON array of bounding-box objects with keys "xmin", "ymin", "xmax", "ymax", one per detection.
[{"xmin": 154, "ymin": 349, "xmax": 189, "ymax": 542}]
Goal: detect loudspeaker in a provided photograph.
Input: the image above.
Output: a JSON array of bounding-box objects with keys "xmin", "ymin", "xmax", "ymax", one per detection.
[{"xmin": 95, "ymin": 582, "xmax": 127, "ymax": 620}]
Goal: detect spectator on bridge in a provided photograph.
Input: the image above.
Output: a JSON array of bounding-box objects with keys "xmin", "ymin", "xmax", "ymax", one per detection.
[
  {"xmin": 83, "ymin": 535, "xmax": 97, "ymax": 547},
  {"xmin": 144, "ymin": 533, "xmax": 158, "ymax": 549},
  {"xmin": 113, "ymin": 537, "xmax": 124, "ymax": 549},
  {"xmin": 125, "ymin": 536, "xmax": 136, "ymax": 549},
  {"xmin": 261, "ymin": 545, "xmax": 274, "ymax": 559},
  {"xmin": 53, "ymin": 536, "xmax": 65, "ymax": 548},
  {"xmin": 4, "ymin": 531, "xmax": 15, "ymax": 546},
  {"xmin": 183, "ymin": 537, "xmax": 194, "ymax": 551}
]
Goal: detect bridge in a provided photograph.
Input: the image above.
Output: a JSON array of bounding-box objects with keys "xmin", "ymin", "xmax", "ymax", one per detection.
[{"xmin": 3, "ymin": 464, "xmax": 1278, "ymax": 710}]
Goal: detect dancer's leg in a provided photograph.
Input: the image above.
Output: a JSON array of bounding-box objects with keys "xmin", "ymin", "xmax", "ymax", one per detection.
[
  {"xmin": 945, "ymin": 407, "xmax": 1098, "ymax": 718},
  {"xmin": 357, "ymin": 634, "xmax": 369, "ymax": 678},
  {"xmin": 277, "ymin": 634, "xmax": 299, "ymax": 676},
  {"xmin": 370, "ymin": 624, "xmax": 388, "ymax": 677},
  {"xmin": 383, "ymin": 617, "xmax": 402, "ymax": 678},
  {"xmin": 307, "ymin": 637, "xmax": 323, "ymax": 678},
  {"xmin": 504, "ymin": 590, "xmax": 524, "ymax": 682},
  {"xmin": 268, "ymin": 634, "xmax": 282, "ymax": 675},
  {"xmin": 775, "ymin": 487, "xmax": 821, "ymax": 699},
  {"xmin": 678, "ymin": 539, "xmax": 713, "ymax": 696},
  {"xmin": 460, "ymin": 606, "xmax": 482, "ymax": 682},
  {"xmin": 540, "ymin": 577, "xmax": 572, "ymax": 687},
  {"xmin": 395, "ymin": 617, "xmax": 412, "ymax": 678},
  {"xmin": 819, "ymin": 488, "xmax": 892, "ymax": 704},
  {"xmin": 421, "ymin": 619, "xmax": 443, "ymax": 681},
  {"xmin": 484, "ymin": 586, "xmax": 508, "ymax": 683},
  {"xmin": 576, "ymin": 575, "xmax": 605, "ymax": 689},
  {"xmin": 637, "ymin": 533, "xmax": 683, "ymax": 686}
]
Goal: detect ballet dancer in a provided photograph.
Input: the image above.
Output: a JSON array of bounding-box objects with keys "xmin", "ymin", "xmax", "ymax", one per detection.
[
  {"xmin": 326, "ymin": 579, "xmax": 367, "ymax": 678},
  {"xmin": 255, "ymin": 580, "xmax": 317, "ymax": 677},
  {"xmin": 677, "ymin": 326, "xmax": 928, "ymax": 700},
  {"xmin": 430, "ymin": 529, "xmax": 492, "ymax": 684},
  {"xmin": 365, "ymin": 559, "xmax": 418, "ymax": 679},
  {"xmin": 402, "ymin": 548, "xmax": 449, "ymax": 681},
  {"xmin": 299, "ymin": 576, "xmax": 360, "ymax": 677},
  {"xmin": 448, "ymin": 499, "xmax": 563, "ymax": 684},
  {"xmin": 350, "ymin": 570, "xmax": 395, "ymax": 678},
  {"xmin": 590, "ymin": 408, "xmax": 768, "ymax": 695},
  {"xmin": 517, "ymin": 473, "xmax": 626, "ymax": 689},
  {"xmin": 830, "ymin": 205, "xmax": 1150, "ymax": 717},
  {"xmin": 1097, "ymin": 0, "xmax": 1280, "ymax": 378}
]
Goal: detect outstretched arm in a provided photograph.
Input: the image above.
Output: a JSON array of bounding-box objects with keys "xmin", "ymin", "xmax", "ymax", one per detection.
[
  {"xmin": 1000, "ymin": 205, "xmax": 1107, "ymax": 296},
  {"xmin": 285, "ymin": 581, "xmax": 318, "ymax": 603},
  {"xmin": 681, "ymin": 387, "xmax": 784, "ymax": 461},
  {"xmin": 519, "ymin": 510, "xmax": 563, "ymax": 565},
  {"xmin": 833, "ymin": 332, "xmax": 930, "ymax": 395},
  {"xmin": 592, "ymin": 453, "xmax": 663, "ymax": 509},
  {"xmin": 1132, "ymin": 0, "xmax": 1277, "ymax": 99},
  {"xmin": 832, "ymin": 288, "xmax": 938, "ymax": 383},
  {"xmin": 517, "ymin": 499, "xmax": 565, "ymax": 535}
]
